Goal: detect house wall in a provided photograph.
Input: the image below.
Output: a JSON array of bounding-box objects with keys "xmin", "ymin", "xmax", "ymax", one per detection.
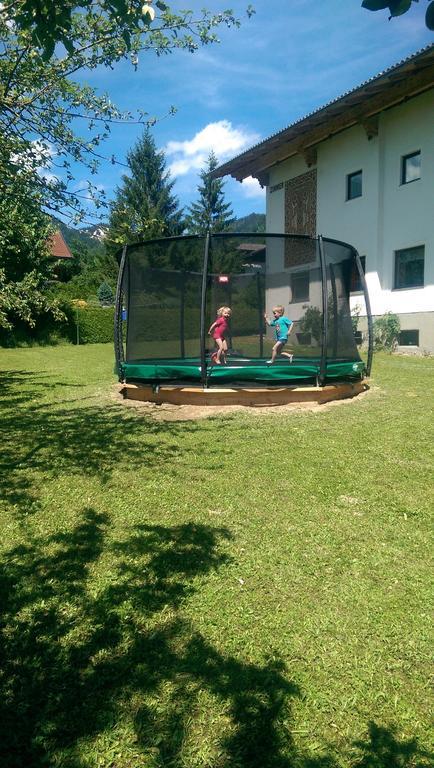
[{"xmin": 265, "ymin": 89, "xmax": 434, "ymax": 352}]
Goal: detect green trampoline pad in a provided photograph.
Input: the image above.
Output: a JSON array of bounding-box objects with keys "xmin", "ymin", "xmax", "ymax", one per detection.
[{"xmin": 120, "ymin": 358, "xmax": 365, "ymax": 385}]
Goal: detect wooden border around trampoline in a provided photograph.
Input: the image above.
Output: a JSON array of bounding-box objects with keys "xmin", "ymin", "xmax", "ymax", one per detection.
[{"xmin": 120, "ymin": 380, "xmax": 368, "ymax": 407}]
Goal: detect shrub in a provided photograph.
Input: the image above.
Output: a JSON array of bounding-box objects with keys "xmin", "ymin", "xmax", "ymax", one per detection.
[
  {"xmin": 351, "ymin": 304, "xmax": 361, "ymax": 335},
  {"xmin": 0, "ymin": 299, "xmax": 75, "ymax": 347},
  {"xmin": 98, "ymin": 281, "xmax": 115, "ymax": 306},
  {"xmin": 75, "ymin": 305, "xmax": 115, "ymax": 344},
  {"xmin": 0, "ymin": 301, "xmax": 117, "ymax": 347},
  {"xmin": 373, "ymin": 312, "xmax": 400, "ymax": 352},
  {"xmin": 299, "ymin": 306, "xmax": 322, "ymax": 343}
]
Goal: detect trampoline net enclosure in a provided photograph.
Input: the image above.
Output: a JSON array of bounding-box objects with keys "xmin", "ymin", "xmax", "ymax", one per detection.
[{"xmin": 115, "ymin": 233, "xmax": 372, "ymax": 386}]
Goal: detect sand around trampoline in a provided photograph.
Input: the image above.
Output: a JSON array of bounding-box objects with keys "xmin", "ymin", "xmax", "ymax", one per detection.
[{"xmin": 113, "ymin": 383, "xmax": 372, "ymax": 421}]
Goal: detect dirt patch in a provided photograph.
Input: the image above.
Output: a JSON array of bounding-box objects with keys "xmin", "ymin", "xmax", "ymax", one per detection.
[{"xmin": 112, "ymin": 383, "xmax": 373, "ymax": 421}]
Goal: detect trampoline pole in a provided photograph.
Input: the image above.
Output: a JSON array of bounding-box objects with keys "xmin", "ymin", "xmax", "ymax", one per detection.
[
  {"xmin": 114, "ymin": 245, "xmax": 127, "ymax": 381},
  {"xmin": 180, "ymin": 271, "xmax": 185, "ymax": 359},
  {"xmin": 318, "ymin": 235, "xmax": 328, "ymax": 387},
  {"xmin": 230, "ymin": 283, "xmax": 234, "ymax": 351},
  {"xmin": 200, "ymin": 232, "xmax": 211, "ymax": 386},
  {"xmin": 329, "ymin": 263, "xmax": 338, "ymax": 359},
  {"xmin": 257, "ymin": 271, "xmax": 264, "ymax": 358},
  {"xmin": 355, "ymin": 249, "xmax": 374, "ymax": 376}
]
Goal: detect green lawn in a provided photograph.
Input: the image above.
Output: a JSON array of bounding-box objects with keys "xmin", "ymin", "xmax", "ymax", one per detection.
[{"xmin": 0, "ymin": 344, "xmax": 432, "ymax": 768}]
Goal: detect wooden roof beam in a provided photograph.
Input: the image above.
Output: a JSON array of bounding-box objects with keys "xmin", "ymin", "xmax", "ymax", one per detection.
[{"xmin": 361, "ymin": 114, "xmax": 379, "ymax": 140}]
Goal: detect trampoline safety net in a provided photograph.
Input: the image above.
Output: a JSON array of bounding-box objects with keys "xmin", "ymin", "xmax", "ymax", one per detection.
[{"xmin": 115, "ymin": 234, "xmax": 372, "ymax": 386}]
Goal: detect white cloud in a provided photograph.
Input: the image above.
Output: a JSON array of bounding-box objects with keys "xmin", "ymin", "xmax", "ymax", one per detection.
[
  {"xmin": 33, "ymin": 140, "xmax": 55, "ymax": 166},
  {"xmin": 11, "ymin": 140, "xmax": 55, "ymax": 176},
  {"xmin": 0, "ymin": 3, "xmax": 15, "ymax": 29},
  {"xmin": 34, "ymin": 142, "xmax": 58, "ymax": 184},
  {"xmin": 39, "ymin": 171, "xmax": 59, "ymax": 185},
  {"xmin": 240, "ymin": 176, "xmax": 265, "ymax": 199},
  {"xmin": 165, "ymin": 120, "xmax": 260, "ymax": 177}
]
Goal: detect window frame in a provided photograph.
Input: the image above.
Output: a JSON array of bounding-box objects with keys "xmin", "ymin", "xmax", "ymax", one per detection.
[
  {"xmin": 350, "ymin": 255, "xmax": 366, "ymax": 294},
  {"xmin": 398, "ymin": 330, "xmax": 419, "ymax": 347},
  {"xmin": 290, "ymin": 270, "xmax": 310, "ymax": 303},
  {"xmin": 401, "ymin": 150, "xmax": 421, "ymax": 185},
  {"xmin": 296, "ymin": 331, "xmax": 312, "ymax": 346},
  {"xmin": 393, "ymin": 245, "xmax": 425, "ymax": 291},
  {"xmin": 346, "ymin": 170, "xmax": 363, "ymax": 201}
]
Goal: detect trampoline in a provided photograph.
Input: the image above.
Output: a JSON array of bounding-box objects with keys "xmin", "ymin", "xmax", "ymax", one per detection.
[{"xmin": 114, "ymin": 233, "xmax": 373, "ymax": 404}]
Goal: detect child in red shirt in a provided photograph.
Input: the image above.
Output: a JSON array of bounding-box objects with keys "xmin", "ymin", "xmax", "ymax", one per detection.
[{"xmin": 208, "ymin": 306, "xmax": 231, "ymax": 365}]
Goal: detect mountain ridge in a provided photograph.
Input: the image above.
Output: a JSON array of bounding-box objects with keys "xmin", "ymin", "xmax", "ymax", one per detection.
[{"xmin": 52, "ymin": 212, "xmax": 266, "ymax": 250}]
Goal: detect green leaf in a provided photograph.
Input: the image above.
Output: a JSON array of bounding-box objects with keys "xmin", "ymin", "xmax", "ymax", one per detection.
[
  {"xmin": 108, "ymin": 0, "xmax": 129, "ymax": 14},
  {"xmin": 425, "ymin": 0, "xmax": 434, "ymax": 29},
  {"xmin": 361, "ymin": 1, "xmax": 390, "ymax": 10},
  {"xmin": 63, "ymin": 37, "xmax": 75, "ymax": 56},
  {"xmin": 121, "ymin": 30, "xmax": 131, "ymax": 49},
  {"xmin": 388, "ymin": 0, "xmax": 412, "ymax": 17},
  {"xmin": 41, "ymin": 38, "xmax": 56, "ymax": 61}
]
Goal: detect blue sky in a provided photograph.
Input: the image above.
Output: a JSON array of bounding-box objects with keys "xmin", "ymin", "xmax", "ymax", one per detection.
[{"xmin": 70, "ymin": 0, "xmax": 432, "ymax": 223}]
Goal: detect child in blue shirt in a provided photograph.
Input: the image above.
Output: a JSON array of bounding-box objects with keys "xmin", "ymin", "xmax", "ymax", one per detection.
[{"xmin": 264, "ymin": 305, "xmax": 293, "ymax": 364}]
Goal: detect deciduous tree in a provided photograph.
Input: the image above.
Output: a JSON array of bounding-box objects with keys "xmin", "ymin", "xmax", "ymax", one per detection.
[
  {"xmin": 0, "ymin": 3, "xmax": 252, "ymax": 330},
  {"xmin": 0, "ymin": 4, "xmax": 252, "ymax": 223},
  {"xmin": 0, "ymin": 171, "xmax": 63, "ymax": 330}
]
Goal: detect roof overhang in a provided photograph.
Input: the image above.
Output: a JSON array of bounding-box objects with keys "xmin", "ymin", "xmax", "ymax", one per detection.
[{"xmin": 214, "ymin": 45, "xmax": 434, "ymax": 186}]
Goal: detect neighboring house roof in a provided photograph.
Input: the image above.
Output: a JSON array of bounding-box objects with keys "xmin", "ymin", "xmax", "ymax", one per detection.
[
  {"xmin": 49, "ymin": 230, "xmax": 72, "ymax": 259},
  {"xmin": 237, "ymin": 242, "xmax": 266, "ymax": 251},
  {"xmin": 214, "ymin": 44, "xmax": 434, "ymax": 185},
  {"xmin": 236, "ymin": 241, "xmax": 266, "ymax": 263}
]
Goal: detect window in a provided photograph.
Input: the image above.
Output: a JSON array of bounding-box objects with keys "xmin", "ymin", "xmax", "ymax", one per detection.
[
  {"xmin": 351, "ymin": 255, "xmax": 366, "ymax": 293},
  {"xmin": 291, "ymin": 271, "xmax": 310, "ymax": 302},
  {"xmin": 401, "ymin": 151, "xmax": 421, "ymax": 184},
  {"xmin": 399, "ymin": 330, "xmax": 419, "ymax": 346},
  {"xmin": 296, "ymin": 332, "xmax": 312, "ymax": 346},
  {"xmin": 347, "ymin": 170, "xmax": 362, "ymax": 200},
  {"xmin": 394, "ymin": 246, "xmax": 424, "ymax": 290}
]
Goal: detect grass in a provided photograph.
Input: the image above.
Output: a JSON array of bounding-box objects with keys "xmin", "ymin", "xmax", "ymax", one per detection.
[{"xmin": 0, "ymin": 343, "xmax": 433, "ymax": 768}]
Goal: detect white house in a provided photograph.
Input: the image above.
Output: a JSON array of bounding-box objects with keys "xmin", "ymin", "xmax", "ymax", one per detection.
[{"xmin": 215, "ymin": 45, "xmax": 434, "ymax": 353}]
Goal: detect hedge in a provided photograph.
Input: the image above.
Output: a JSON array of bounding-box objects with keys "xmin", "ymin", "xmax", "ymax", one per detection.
[
  {"xmin": 74, "ymin": 305, "xmax": 115, "ymax": 344},
  {"xmin": 0, "ymin": 304, "xmax": 117, "ymax": 347},
  {"xmin": 0, "ymin": 302, "xmax": 263, "ymax": 347}
]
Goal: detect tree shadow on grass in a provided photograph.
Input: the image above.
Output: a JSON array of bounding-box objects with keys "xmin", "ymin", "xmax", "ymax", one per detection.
[
  {"xmin": 0, "ymin": 508, "xmax": 301, "ymax": 767},
  {"xmin": 1, "ymin": 372, "xmax": 431, "ymax": 767},
  {"xmin": 1, "ymin": 506, "xmax": 431, "ymax": 768},
  {"xmin": 352, "ymin": 721, "xmax": 433, "ymax": 768},
  {"xmin": 0, "ymin": 367, "xmax": 210, "ymax": 516}
]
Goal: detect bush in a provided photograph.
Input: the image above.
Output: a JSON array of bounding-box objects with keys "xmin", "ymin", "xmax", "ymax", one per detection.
[
  {"xmin": 75, "ymin": 305, "xmax": 115, "ymax": 344},
  {"xmin": 0, "ymin": 303, "xmax": 116, "ymax": 347},
  {"xmin": 299, "ymin": 306, "xmax": 322, "ymax": 343},
  {"xmin": 0, "ymin": 299, "xmax": 75, "ymax": 347},
  {"xmin": 351, "ymin": 304, "xmax": 361, "ymax": 335},
  {"xmin": 98, "ymin": 281, "xmax": 115, "ymax": 306},
  {"xmin": 373, "ymin": 312, "xmax": 400, "ymax": 352},
  {"xmin": 0, "ymin": 322, "xmax": 70, "ymax": 347}
]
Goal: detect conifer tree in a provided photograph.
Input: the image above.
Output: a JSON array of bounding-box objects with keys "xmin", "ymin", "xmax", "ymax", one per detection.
[
  {"xmin": 185, "ymin": 152, "xmax": 235, "ymax": 235},
  {"xmin": 106, "ymin": 130, "xmax": 184, "ymax": 256}
]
